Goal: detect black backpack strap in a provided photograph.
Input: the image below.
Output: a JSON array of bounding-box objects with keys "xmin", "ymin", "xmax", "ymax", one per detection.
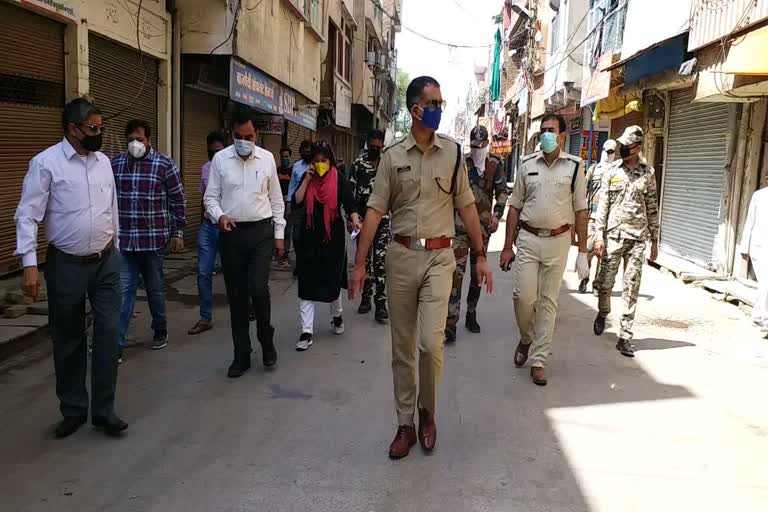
[
  {"xmin": 570, "ymin": 160, "xmax": 579, "ymax": 193},
  {"xmin": 451, "ymin": 142, "xmax": 461, "ymax": 193}
]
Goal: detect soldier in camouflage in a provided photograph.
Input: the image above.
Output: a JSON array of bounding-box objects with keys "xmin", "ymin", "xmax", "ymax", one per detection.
[
  {"xmin": 445, "ymin": 126, "xmax": 509, "ymax": 342},
  {"xmin": 349, "ymin": 130, "xmax": 390, "ymax": 321},
  {"xmin": 592, "ymin": 126, "xmax": 659, "ymax": 357},
  {"xmin": 581, "ymin": 139, "xmax": 617, "ymax": 294}
]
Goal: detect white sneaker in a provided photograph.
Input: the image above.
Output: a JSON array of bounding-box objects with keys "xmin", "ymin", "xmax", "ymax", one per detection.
[
  {"xmin": 296, "ymin": 333, "xmax": 314, "ymax": 351},
  {"xmin": 332, "ymin": 316, "xmax": 345, "ymax": 335}
]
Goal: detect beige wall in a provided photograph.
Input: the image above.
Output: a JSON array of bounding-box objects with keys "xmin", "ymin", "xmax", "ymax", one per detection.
[
  {"xmin": 352, "ymin": 0, "xmax": 373, "ymax": 112},
  {"xmin": 178, "ymin": 0, "xmax": 321, "ymax": 104}
]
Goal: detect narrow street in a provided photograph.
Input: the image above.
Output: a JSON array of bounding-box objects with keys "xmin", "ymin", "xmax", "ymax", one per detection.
[{"xmin": 1, "ymin": 243, "xmax": 767, "ymax": 512}]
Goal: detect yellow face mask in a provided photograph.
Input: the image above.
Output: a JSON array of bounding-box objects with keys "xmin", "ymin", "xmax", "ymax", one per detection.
[{"xmin": 314, "ymin": 161, "xmax": 330, "ymax": 177}]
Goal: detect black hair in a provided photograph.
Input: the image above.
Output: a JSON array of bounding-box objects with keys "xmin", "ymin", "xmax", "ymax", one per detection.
[
  {"xmin": 125, "ymin": 119, "xmax": 152, "ymax": 139},
  {"xmin": 299, "ymin": 139, "xmax": 313, "ymax": 153},
  {"xmin": 206, "ymin": 131, "xmax": 226, "ymax": 146},
  {"xmin": 62, "ymin": 97, "xmax": 101, "ymax": 128},
  {"xmin": 368, "ymin": 129, "xmax": 385, "ymax": 142},
  {"xmin": 280, "ymin": 147, "xmax": 292, "ymax": 156},
  {"xmin": 541, "ymin": 113, "xmax": 566, "ymax": 134},
  {"xmin": 310, "ymin": 141, "xmax": 337, "ymax": 168},
  {"xmin": 406, "ymin": 76, "xmax": 441, "ymax": 109},
  {"xmin": 232, "ymin": 109, "xmax": 254, "ymax": 128}
]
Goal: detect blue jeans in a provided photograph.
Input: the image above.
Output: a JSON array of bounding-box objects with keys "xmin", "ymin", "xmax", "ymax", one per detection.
[
  {"xmin": 197, "ymin": 220, "xmax": 219, "ymax": 321},
  {"xmin": 118, "ymin": 250, "xmax": 167, "ymax": 347}
]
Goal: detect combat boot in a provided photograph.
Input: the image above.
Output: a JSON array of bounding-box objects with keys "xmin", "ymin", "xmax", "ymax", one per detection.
[{"xmin": 465, "ymin": 311, "xmax": 481, "ymax": 334}]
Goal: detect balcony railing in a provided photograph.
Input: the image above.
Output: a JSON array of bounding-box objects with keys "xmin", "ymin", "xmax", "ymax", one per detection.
[{"xmin": 583, "ymin": 0, "xmax": 627, "ymax": 71}]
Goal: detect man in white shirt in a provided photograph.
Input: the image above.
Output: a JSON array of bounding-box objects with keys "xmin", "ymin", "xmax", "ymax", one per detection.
[
  {"xmin": 740, "ymin": 173, "xmax": 768, "ymax": 336},
  {"xmin": 14, "ymin": 98, "xmax": 128, "ymax": 438},
  {"xmin": 204, "ymin": 110, "xmax": 286, "ymax": 377}
]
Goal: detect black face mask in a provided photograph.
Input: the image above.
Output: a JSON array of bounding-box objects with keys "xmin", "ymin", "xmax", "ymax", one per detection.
[
  {"xmin": 619, "ymin": 145, "xmax": 631, "ymax": 159},
  {"xmin": 208, "ymin": 150, "xmax": 218, "ymax": 161},
  {"xmin": 77, "ymin": 127, "xmax": 103, "ymax": 152},
  {"xmin": 301, "ymin": 154, "xmax": 311, "ymax": 163},
  {"xmin": 367, "ymin": 148, "xmax": 381, "ymax": 162}
]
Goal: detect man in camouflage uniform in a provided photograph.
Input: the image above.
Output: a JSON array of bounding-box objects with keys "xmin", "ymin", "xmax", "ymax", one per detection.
[
  {"xmin": 593, "ymin": 126, "xmax": 659, "ymax": 357},
  {"xmin": 445, "ymin": 126, "xmax": 509, "ymax": 342},
  {"xmin": 581, "ymin": 139, "xmax": 617, "ymax": 294},
  {"xmin": 350, "ymin": 130, "xmax": 390, "ymax": 321}
]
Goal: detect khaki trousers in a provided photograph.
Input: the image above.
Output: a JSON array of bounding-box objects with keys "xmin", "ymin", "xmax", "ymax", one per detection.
[
  {"xmin": 386, "ymin": 241, "xmax": 456, "ymax": 426},
  {"xmin": 513, "ymin": 229, "xmax": 571, "ymax": 368}
]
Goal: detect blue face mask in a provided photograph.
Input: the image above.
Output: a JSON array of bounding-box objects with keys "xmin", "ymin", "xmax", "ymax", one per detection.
[
  {"xmin": 419, "ymin": 105, "xmax": 442, "ymax": 131},
  {"xmin": 539, "ymin": 132, "xmax": 559, "ymax": 153}
]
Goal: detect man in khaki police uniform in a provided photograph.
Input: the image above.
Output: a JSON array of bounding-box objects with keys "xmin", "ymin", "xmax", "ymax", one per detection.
[
  {"xmin": 349, "ymin": 76, "xmax": 493, "ymax": 460},
  {"xmin": 500, "ymin": 113, "xmax": 590, "ymax": 386}
]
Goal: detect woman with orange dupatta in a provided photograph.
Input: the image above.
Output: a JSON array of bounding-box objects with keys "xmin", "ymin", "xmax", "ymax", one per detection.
[{"xmin": 293, "ymin": 142, "xmax": 362, "ymax": 351}]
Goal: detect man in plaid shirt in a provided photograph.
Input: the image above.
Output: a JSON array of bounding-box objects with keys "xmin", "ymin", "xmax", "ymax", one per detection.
[{"xmin": 112, "ymin": 119, "xmax": 186, "ymax": 359}]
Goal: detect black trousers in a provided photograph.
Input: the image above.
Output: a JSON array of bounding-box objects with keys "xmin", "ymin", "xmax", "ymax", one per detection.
[
  {"xmin": 45, "ymin": 245, "xmax": 120, "ymax": 419},
  {"xmin": 219, "ymin": 220, "xmax": 274, "ymax": 355}
]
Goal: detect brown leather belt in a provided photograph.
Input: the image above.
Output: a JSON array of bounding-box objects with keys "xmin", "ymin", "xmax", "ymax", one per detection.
[
  {"xmin": 394, "ymin": 235, "xmax": 453, "ymax": 251},
  {"xmin": 519, "ymin": 221, "xmax": 571, "ymax": 238}
]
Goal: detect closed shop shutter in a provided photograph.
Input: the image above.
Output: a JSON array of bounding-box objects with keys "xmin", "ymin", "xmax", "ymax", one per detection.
[
  {"xmin": 660, "ymin": 88, "xmax": 732, "ymax": 269},
  {"xmin": 0, "ymin": 3, "xmax": 65, "ymax": 274},
  {"xmin": 88, "ymin": 34, "xmax": 159, "ymax": 159},
  {"xmin": 568, "ymin": 129, "xmax": 581, "ymax": 156},
  {"xmin": 182, "ymin": 88, "xmax": 221, "ymax": 244}
]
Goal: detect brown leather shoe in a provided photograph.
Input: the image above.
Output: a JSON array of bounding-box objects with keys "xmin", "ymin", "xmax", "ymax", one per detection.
[
  {"xmin": 514, "ymin": 341, "xmax": 531, "ymax": 367},
  {"xmin": 418, "ymin": 409, "xmax": 437, "ymax": 451},
  {"xmin": 531, "ymin": 366, "xmax": 547, "ymax": 386},
  {"xmin": 188, "ymin": 319, "xmax": 212, "ymax": 335},
  {"xmin": 388, "ymin": 425, "xmax": 417, "ymax": 459}
]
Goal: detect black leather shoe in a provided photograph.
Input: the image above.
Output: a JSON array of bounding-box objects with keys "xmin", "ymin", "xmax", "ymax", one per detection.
[
  {"xmin": 358, "ymin": 300, "xmax": 372, "ymax": 314},
  {"xmin": 593, "ymin": 314, "xmax": 607, "ymax": 336},
  {"xmin": 444, "ymin": 327, "xmax": 456, "ymax": 343},
  {"xmin": 259, "ymin": 326, "xmax": 277, "ymax": 368},
  {"xmin": 616, "ymin": 338, "xmax": 635, "ymax": 357},
  {"xmin": 54, "ymin": 415, "xmax": 87, "ymax": 438},
  {"xmin": 92, "ymin": 414, "xmax": 128, "ymax": 436},
  {"xmin": 578, "ymin": 278, "xmax": 589, "ymax": 294},
  {"xmin": 465, "ymin": 312, "xmax": 481, "ymax": 334},
  {"xmin": 227, "ymin": 354, "xmax": 251, "ymax": 378},
  {"xmin": 374, "ymin": 305, "xmax": 389, "ymax": 322}
]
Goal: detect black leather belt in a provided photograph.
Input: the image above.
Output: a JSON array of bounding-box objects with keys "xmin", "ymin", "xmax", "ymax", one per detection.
[
  {"xmin": 235, "ymin": 219, "xmax": 272, "ymax": 229},
  {"xmin": 51, "ymin": 240, "xmax": 114, "ymax": 262}
]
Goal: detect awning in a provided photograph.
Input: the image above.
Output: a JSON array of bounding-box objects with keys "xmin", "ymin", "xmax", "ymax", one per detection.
[
  {"xmin": 722, "ymin": 25, "xmax": 768, "ymax": 75},
  {"xmin": 593, "ymin": 89, "xmax": 641, "ymax": 121},
  {"xmin": 602, "ymin": 33, "xmax": 685, "ymax": 72}
]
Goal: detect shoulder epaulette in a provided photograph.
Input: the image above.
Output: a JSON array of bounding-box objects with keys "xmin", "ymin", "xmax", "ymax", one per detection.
[
  {"xmin": 436, "ymin": 133, "xmax": 458, "ymax": 144},
  {"xmin": 382, "ymin": 136, "xmax": 407, "ymax": 154},
  {"xmin": 521, "ymin": 152, "xmax": 540, "ymax": 163},
  {"xmin": 562, "ymin": 151, "xmax": 581, "ymax": 163}
]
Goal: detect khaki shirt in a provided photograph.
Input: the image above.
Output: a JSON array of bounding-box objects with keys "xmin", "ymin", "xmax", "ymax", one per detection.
[
  {"xmin": 368, "ymin": 132, "xmax": 475, "ymax": 239},
  {"xmin": 509, "ymin": 150, "xmax": 587, "ymax": 229}
]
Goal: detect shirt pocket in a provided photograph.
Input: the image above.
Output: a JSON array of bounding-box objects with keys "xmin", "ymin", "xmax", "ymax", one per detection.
[
  {"xmin": 253, "ymin": 171, "xmax": 269, "ymax": 195},
  {"xmin": 393, "ymin": 169, "xmax": 419, "ymax": 206}
]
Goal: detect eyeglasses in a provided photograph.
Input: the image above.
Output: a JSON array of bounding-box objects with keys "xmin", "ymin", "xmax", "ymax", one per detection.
[
  {"xmin": 79, "ymin": 123, "xmax": 104, "ymax": 134},
  {"xmin": 422, "ymin": 99, "xmax": 447, "ymax": 112}
]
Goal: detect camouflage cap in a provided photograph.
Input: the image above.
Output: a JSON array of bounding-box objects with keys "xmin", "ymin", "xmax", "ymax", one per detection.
[
  {"xmin": 617, "ymin": 126, "xmax": 644, "ymax": 146},
  {"xmin": 470, "ymin": 125, "xmax": 489, "ymax": 148}
]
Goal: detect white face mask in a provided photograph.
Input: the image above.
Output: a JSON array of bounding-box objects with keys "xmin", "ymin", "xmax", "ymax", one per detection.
[
  {"xmin": 470, "ymin": 145, "xmax": 489, "ymax": 173},
  {"xmin": 234, "ymin": 138, "xmax": 254, "ymax": 157},
  {"xmin": 128, "ymin": 139, "xmax": 147, "ymax": 159}
]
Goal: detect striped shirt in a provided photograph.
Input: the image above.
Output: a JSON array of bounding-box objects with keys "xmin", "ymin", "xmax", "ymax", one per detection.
[{"xmin": 112, "ymin": 148, "xmax": 186, "ymax": 251}]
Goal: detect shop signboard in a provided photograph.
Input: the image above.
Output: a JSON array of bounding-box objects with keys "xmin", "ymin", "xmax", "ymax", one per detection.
[
  {"xmin": 13, "ymin": 0, "xmax": 78, "ymax": 21},
  {"xmin": 253, "ymin": 115, "xmax": 284, "ymax": 135},
  {"xmin": 230, "ymin": 58, "xmax": 281, "ymax": 115},
  {"xmin": 491, "ymin": 140, "xmax": 512, "ymax": 156}
]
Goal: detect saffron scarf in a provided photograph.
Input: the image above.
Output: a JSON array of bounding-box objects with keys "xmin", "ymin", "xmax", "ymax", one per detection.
[{"xmin": 305, "ymin": 166, "xmax": 339, "ymax": 241}]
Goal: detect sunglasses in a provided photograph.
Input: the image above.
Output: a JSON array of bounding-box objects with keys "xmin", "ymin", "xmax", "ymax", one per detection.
[
  {"xmin": 78, "ymin": 123, "xmax": 104, "ymax": 134},
  {"xmin": 420, "ymin": 99, "xmax": 447, "ymax": 112}
]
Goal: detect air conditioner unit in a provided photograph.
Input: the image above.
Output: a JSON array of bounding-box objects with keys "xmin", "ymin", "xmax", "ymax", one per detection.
[{"xmin": 367, "ymin": 51, "xmax": 376, "ymax": 65}]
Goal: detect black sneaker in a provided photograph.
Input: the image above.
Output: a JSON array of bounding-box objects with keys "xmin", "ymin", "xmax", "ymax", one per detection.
[
  {"xmin": 445, "ymin": 327, "xmax": 456, "ymax": 343},
  {"xmin": 616, "ymin": 338, "xmax": 635, "ymax": 357},
  {"xmin": 151, "ymin": 334, "xmax": 168, "ymax": 350},
  {"xmin": 465, "ymin": 312, "xmax": 481, "ymax": 334},
  {"xmin": 332, "ymin": 316, "xmax": 345, "ymax": 335},
  {"xmin": 578, "ymin": 278, "xmax": 589, "ymax": 294},
  {"xmin": 358, "ymin": 300, "xmax": 372, "ymax": 314},
  {"xmin": 593, "ymin": 314, "xmax": 606, "ymax": 336},
  {"xmin": 296, "ymin": 332, "xmax": 314, "ymax": 351},
  {"xmin": 375, "ymin": 305, "xmax": 389, "ymax": 322}
]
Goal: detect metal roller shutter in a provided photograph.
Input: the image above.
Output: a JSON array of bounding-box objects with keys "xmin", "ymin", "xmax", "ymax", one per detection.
[
  {"xmin": 660, "ymin": 88, "xmax": 732, "ymax": 269},
  {"xmin": 286, "ymin": 121, "xmax": 313, "ymax": 157},
  {"xmin": 568, "ymin": 129, "xmax": 581, "ymax": 157},
  {"xmin": 182, "ymin": 88, "xmax": 221, "ymax": 245},
  {"xmin": 0, "ymin": 4, "xmax": 64, "ymax": 274},
  {"xmin": 88, "ymin": 34, "xmax": 159, "ymax": 159}
]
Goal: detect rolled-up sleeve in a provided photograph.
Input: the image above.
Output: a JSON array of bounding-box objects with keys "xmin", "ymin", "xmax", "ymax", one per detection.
[
  {"xmin": 14, "ymin": 157, "xmax": 51, "ymax": 267},
  {"xmin": 367, "ymin": 151, "xmax": 392, "ymax": 214}
]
